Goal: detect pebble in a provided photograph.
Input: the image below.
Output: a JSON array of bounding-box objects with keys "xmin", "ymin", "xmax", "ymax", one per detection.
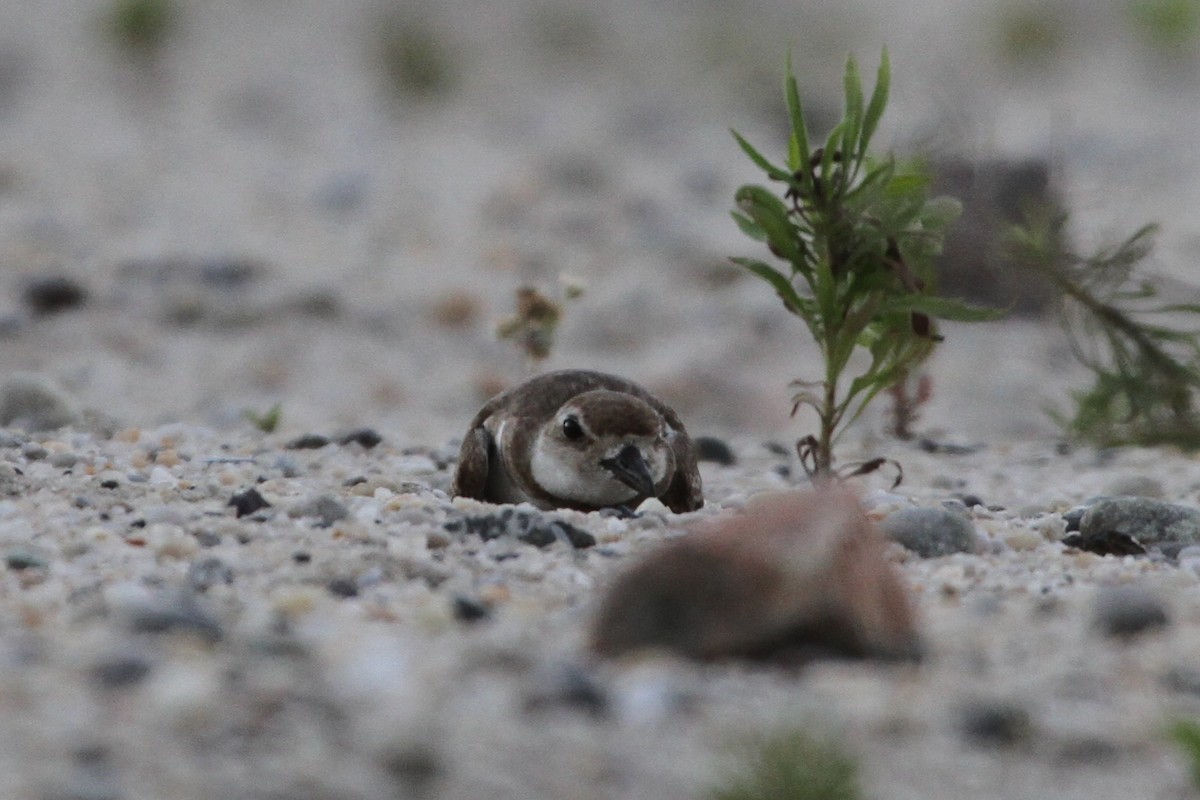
[
  {"xmin": 445, "ymin": 508, "xmax": 596, "ymax": 549},
  {"xmin": 693, "ymin": 435, "xmax": 736, "ymax": 466},
  {"xmin": 0, "ymin": 373, "xmax": 79, "ymax": 431},
  {"xmin": 1093, "ymin": 584, "xmax": 1170, "ymax": 638},
  {"xmin": 328, "ymin": 577, "xmax": 359, "ymax": 598},
  {"xmin": 187, "ymin": 557, "xmax": 234, "ymax": 592},
  {"xmin": 881, "ymin": 507, "xmax": 979, "ymax": 557},
  {"xmin": 1103, "ymin": 474, "xmax": 1164, "ymax": 499},
  {"xmin": 229, "ymin": 487, "xmax": 271, "ymax": 518},
  {"xmin": 289, "ymin": 494, "xmax": 350, "ymax": 527},
  {"xmin": 127, "ymin": 594, "xmax": 223, "ymax": 643},
  {"xmin": 452, "ymin": 594, "xmax": 490, "ymax": 623},
  {"xmin": 1079, "ymin": 497, "xmax": 1200, "ymax": 550},
  {"xmin": 286, "ymin": 433, "xmax": 331, "ymax": 450},
  {"xmin": 89, "ymin": 653, "xmax": 154, "ymax": 689},
  {"xmin": 959, "ymin": 700, "xmax": 1034, "ymax": 747},
  {"xmin": 22, "ymin": 275, "xmax": 88, "ymax": 315},
  {"xmin": 338, "ymin": 428, "xmax": 383, "ymax": 448}
]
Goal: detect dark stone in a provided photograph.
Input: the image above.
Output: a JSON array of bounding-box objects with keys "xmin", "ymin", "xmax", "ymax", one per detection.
[
  {"xmin": 99, "ymin": 479, "xmax": 119, "ymax": 489},
  {"xmin": 1079, "ymin": 497, "xmax": 1200, "ymax": 550},
  {"xmin": 328, "ymin": 577, "xmax": 359, "ymax": 598},
  {"xmin": 380, "ymin": 743, "xmax": 443, "ymax": 795},
  {"xmin": 5, "ymin": 549, "xmax": 47, "ymax": 570},
  {"xmin": 192, "ymin": 529, "xmax": 221, "ymax": 548},
  {"xmin": 882, "ymin": 507, "xmax": 978, "ymax": 557},
  {"xmin": 523, "ymin": 663, "xmax": 609, "ymax": 717},
  {"xmin": 286, "ymin": 433, "xmax": 331, "ymax": 450},
  {"xmin": 187, "ymin": 557, "xmax": 233, "ymax": 592},
  {"xmin": 452, "ymin": 594, "xmax": 490, "ymax": 623},
  {"xmin": 293, "ymin": 550, "xmax": 312, "ymax": 564},
  {"xmin": 959, "ymin": 700, "xmax": 1034, "ymax": 747},
  {"xmin": 1062, "ymin": 529, "xmax": 1147, "ymax": 557},
  {"xmin": 763, "ymin": 441, "xmax": 790, "ymax": 456},
  {"xmin": 929, "ymin": 157, "xmax": 1062, "ymax": 315},
  {"xmin": 918, "ymin": 438, "xmax": 985, "ymax": 455},
  {"xmin": 22, "ymin": 275, "xmax": 88, "ymax": 316},
  {"xmin": 1062, "ymin": 506, "xmax": 1088, "ymax": 532},
  {"xmin": 445, "ymin": 508, "xmax": 595, "ymax": 549},
  {"xmin": 1093, "ymin": 584, "xmax": 1169, "ymax": 638},
  {"xmin": 957, "ymin": 494, "xmax": 985, "ymax": 509},
  {"xmin": 198, "ymin": 258, "xmax": 262, "ymax": 289},
  {"xmin": 89, "ymin": 654, "xmax": 153, "ymax": 689},
  {"xmin": 693, "ymin": 435, "xmax": 736, "ymax": 466},
  {"xmin": 229, "ymin": 487, "xmax": 271, "ymax": 518},
  {"xmin": 128, "ymin": 595, "xmax": 223, "ymax": 643},
  {"xmin": 337, "ymin": 427, "xmax": 383, "ymax": 448}
]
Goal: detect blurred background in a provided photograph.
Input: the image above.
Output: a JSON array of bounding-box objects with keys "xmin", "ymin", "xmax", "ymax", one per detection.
[{"xmin": 1, "ymin": 0, "xmax": 1199, "ymax": 444}]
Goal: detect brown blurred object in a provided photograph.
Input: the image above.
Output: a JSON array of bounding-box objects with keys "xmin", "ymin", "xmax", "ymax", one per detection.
[
  {"xmin": 590, "ymin": 487, "xmax": 920, "ymax": 663},
  {"xmin": 429, "ymin": 290, "xmax": 482, "ymax": 330},
  {"xmin": 496, "ymin": 286, "xmax": 562, "ymax": 364}
]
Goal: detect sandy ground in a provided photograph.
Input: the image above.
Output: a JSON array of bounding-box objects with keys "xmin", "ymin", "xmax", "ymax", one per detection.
[{"xmin": 3, "ymin": 1, "xmax": 1200, "ymax": 798}]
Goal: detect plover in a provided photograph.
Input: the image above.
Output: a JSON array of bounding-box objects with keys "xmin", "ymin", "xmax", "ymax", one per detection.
[{"xmin": 452, "ymin": 370, "xmax": 703, "ymax": 513}]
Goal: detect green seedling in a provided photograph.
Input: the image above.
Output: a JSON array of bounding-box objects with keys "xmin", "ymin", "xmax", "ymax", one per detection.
[
  {"xmin": 244, "ymin": 402, "xmax": 283, "ymax": 434},
  {"xmin": 1007, "ymin": 211, "xmax": 1200, "ymax": 448},
  {"xmin": 107, "ymin": 0, "xmax": 175, "ymax": 55},
  {"xmin": 1169, "ymin": 718, "xmax": 1200, "ymax": 789},
  {"xmin": 731, "ymin": 51, "xmax": 1000, "ymax": 479},
  {"xmin": 377, "ymin": 15, "xmax": 459, "ymax": 100},
  {"xmin": 496, "ymin": 277, "xmax": 584, "ymax": 372},
  {"xmin": 706, "ymin": 728, "xmax": 862, "ymax": 800}
]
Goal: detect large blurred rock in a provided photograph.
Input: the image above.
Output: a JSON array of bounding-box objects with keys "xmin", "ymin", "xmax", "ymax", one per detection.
[
  {"xmin": 590, "ymin": 487, "xmax": 920, "ymax": 662},
  {"xmin": 930, "ymin": 157, "xmax": 1063, "ymax": 315}
]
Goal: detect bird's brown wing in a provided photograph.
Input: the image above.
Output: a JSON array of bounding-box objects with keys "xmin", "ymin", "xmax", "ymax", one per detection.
[
  {"xmin": 657, "ymin": 409, "xmax": 704, "ymax": 513},
  {"xmin": 451, "ymin": 426, "xmax": 494, "ymax": 500}
]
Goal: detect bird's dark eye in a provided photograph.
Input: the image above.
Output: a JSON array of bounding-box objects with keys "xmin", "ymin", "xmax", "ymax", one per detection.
[{"xmin": 562, "ymin": 415, "xmax": 584, "ymax": 441}]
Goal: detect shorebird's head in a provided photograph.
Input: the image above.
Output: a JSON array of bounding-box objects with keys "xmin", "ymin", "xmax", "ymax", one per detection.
[{"xmin": 530, "ymin": 389, "xmax": 674, "ymax": 508}]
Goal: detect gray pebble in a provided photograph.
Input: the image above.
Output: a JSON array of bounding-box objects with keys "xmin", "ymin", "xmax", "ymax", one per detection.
[
  {"xmin": 1080, "ymin": 497, "xmax": 1200, "ymax": 548},
  {"xmin": 0, "ymin": 373, "xmax": 79, "ymax": 431},
  {"xmin": 20, "ymin": 442, "xmax": 47, "ymax": 460},
  {"xmin": 289, "ymin": 493, "xmax": 349, "ymax": 527},
  {"xmin": 1093, "ymin": 584, "xmax": 1169, "ymax": 638},
  {"xmin": 187, "ymin": 557, "xmax": 234, "ymax": 592},
  {"xmin": 959, "ymin": 700, "xmax": 1034, "ymax": 747},
  {"xmin": 48, "ymin": 451, "xmax": 78, "ymax": 469},
  {"xmin": 882, "ymin": 507, "xmax": 978, "ymax": 557}
]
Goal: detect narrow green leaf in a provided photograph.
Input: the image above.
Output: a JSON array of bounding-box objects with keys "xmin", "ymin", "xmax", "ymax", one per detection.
[
  {"xmin": 730, "ymin": 211, "xmax": 766, "ymax": 242},
  {"xmin": 788, "ymin": 133, "xmax": 802, "ymax": 172},
  {"xmin": 859, "ymin": 49, "xmax": 890, "ymax": 157},
  {"xmin": 735, "ymin": 185, "xmax": 804, "ymax": 263},
  {"xmin": 880, "ymin": 294, "xmax": 1009, "ymax": 322},
  {"xmin": 732, "ymin": 130, "xmax": 792, "ymax": 181},
  {"xmin": 730, "ymin": 257, "xmax": 812, "ymax": 314},
  {"xmin": 785, "ymin": 54, "xmax": 810, "ymax": 169},
  {"xmin": 843, "ymin": 55, "xmax": 864, "ymax": 136}
]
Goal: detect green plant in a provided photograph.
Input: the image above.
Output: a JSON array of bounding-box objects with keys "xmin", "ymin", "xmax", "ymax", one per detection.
[
  {"xmin": 496, "ymin": 278, "xmax": 584, "ymax": 371},
  {"xmin": 244, "ymin": 402, "xmax": 283, "ymax": 434},
  {"xmin": 1007, "ymin": 212, "xmax": 1200, "ymax": 448},
  {"xmin": 1169, "ymin": 718, "xmax": 1200, "ymax": 789},
  {"xmin": 1128, "ymin": 0, "xmax": 1200, "ymax": 53},
  {"xmin": 377, "ymin": 16, "xmax": 459, "ymax": 100},
  {"xmin": 107, "ymin": 0, "xmax": 175, "ymax": 55},
  {"xmin": 730, "ymin": 51, "xmax": 999, "ymax": 479},
  {"xmin": 706, "ymin": 728, "xmax": 861, "ymax": 800}
]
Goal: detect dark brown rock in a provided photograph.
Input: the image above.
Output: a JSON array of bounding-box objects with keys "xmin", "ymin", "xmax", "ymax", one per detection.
[{"xmin": 590, "ymin": 487, "xmax": 920, "ymax": 662}]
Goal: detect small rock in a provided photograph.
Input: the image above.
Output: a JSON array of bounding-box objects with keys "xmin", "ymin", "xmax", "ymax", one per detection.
[
  {"xmin": 127, "ymin": 594, "xmax": 223, "ymax": 643},
  {"xmin": 328, "ymin": 577, "xmax": 359, "ymax": 598},
  {"xmin": 89, "ymin": 653, "xmax": 153, "ymax": 689},
  {"xmin": 228, "ymin": 487, "xmax": 271, "ymax": 518},
  {"xmin": 524, "ymin": 662, "xmax": 608, "ymax": 717},
  {"xmin": 445, "ymin": 508, "xmax": 595, "ymax": 549},
  {"xmin": 5, "ymin": 549, "xmax": 47, "ymax": 570},
  {"xmin": 959, "ymin": 700, "xmax": 1034, "ymax": 747},
  {"xmin": 0, "ymin": 372, "xmax": 78, "ymax": 431},
  {"xmin": 591, "ymin": 487, "xmax": 920, "ymax": 662},
  {"xmin": 1078, "ymin": 497, "xmax": 1200, "ymax": 553},
  {"xmin": 22, "ymin": 275, "xmax": 88, "ymax": 315},
  {"xmin": 337, "ymin": 428, "xmax": 383, "ymax": 448},
  {"xmin": 452, "ymin": 594, "xmax": 490, "ymax": 623},
  {"xmin": 1093, "ymin": 584, "xmax": 1169, "ymax": 638},
  {"xmin": 290, "ymin": 494, "xmax": 349, "ymax": 527},
  {"xmin": 882, "ymin": 507, "xmax": 978, "ymax": 557},
  {"xmin": 693, "ymin": 436, "xmax": 736, "ymax": 466},
  {"xmin": 286, "ymin": 433, "xmax": 331, "ymax": 450},
  {"xmin": 187, "ymin": 557, "xmax": 234, "ymax": 592}
]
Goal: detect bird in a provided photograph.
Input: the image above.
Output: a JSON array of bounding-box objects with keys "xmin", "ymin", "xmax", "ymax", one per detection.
[{"xmin": 452, "ymin": 369, "xmax": 703, "ymax": 513}]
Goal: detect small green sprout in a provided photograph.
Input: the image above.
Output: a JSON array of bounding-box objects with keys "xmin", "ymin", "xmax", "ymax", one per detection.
[
  {"xmin": 106, "ymin": 0, "xmax": 175, "ymax": 55},
  {"xmin": 244, "ymin": 403, "xmax": 283, "ymax": 434},
  {"xmin": 731, "ymin": 51, "xmax": 1000, "ymax": 480},
  {"xmin": 1169, "ymin": 718, "xmax": 1200, "ymax": 789},
  {"xmin": 496, "ymin": 276, "xmax": 584, "ymax": 371},
  {"xmin": 706, "ymin": 728, "xmax": 862, "ymax": 800}
]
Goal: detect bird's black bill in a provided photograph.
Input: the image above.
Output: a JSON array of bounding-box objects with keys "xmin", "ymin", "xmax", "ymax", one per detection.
[{"xmin": 600, "ymin": 445, "xmax": 657, "ymax": 499}]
